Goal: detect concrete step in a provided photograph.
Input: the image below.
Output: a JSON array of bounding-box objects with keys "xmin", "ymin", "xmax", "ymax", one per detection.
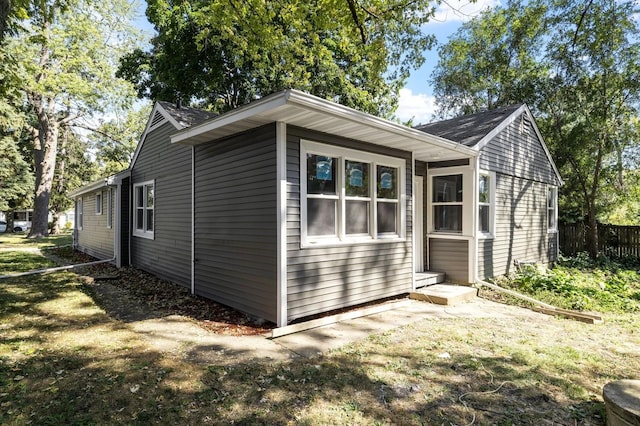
[
  {"xmin": 415, "ymin": 271, "xmax": 446, "ymax": 287},
  {"xmin": 410, "ymin": 284, "xmax": 478, "ymax": 306}
]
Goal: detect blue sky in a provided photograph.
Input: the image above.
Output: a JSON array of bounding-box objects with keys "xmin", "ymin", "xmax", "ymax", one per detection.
[
  {"xmin": 396, "ymin": 0, "xmax": 501, "ymax": 123},
  {"xmin": 133, "ymin": 0, "xmax": 500, "ymax": 124}
]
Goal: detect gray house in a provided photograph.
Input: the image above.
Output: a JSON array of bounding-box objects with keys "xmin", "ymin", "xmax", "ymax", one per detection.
[{"xmin": 70, "ymin": 91, "xmax": 562, "ymax": 327}]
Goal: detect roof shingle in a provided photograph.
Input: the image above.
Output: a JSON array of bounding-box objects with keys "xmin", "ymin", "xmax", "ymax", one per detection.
[{"xmin": 415, "ymin": 104, "xmax": 523, "ymax": 147}]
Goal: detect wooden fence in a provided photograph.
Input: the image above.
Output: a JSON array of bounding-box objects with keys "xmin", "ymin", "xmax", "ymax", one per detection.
[{"xmin": 559, "ymin": 222, "xmax": 640, "ymax": 258}]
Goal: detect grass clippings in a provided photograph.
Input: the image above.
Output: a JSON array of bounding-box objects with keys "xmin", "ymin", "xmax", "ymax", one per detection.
[{"xmin": 1, "ymin": 238, "xmax": 639, "ymax": 424}]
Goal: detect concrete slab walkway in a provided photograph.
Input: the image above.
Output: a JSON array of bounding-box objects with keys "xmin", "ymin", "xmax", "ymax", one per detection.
[
  {"xmin": 272, "ymin": 297, "xmax": 548, "ymax": 358},
  {"xmin": 131, "ymin": 297, "xmax": 549, "ymax": 364}
]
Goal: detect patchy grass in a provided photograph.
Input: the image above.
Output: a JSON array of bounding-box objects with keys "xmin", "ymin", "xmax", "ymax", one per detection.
[
  {"xmin": 1, "ymin": 240, "xmax": 639, "ymax": 424},
  {"xmin": 0, "ymin": 231, "xmax": 72, "ymax": 250}
]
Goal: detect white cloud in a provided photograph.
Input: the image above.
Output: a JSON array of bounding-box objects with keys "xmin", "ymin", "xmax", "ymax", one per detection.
[
  {"xmin": 395, "ymin": 88, "xmax": 437, "ymax": 125},
  {"xmin": 431, "ymin": 0, "xmax": 501, "ymax": 23}
]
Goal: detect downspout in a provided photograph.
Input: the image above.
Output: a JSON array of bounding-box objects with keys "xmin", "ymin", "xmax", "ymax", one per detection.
[{"xmin": 114, "ymin": 185, "xmax": 120, "ymax": 268}]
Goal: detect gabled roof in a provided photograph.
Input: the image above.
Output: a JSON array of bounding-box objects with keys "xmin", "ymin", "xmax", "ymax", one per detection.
[
  {"xmin": 130, "ymin": 101, "xmax": 217, "ymax": 168},
  {"xmin": 157, "ymin": 101, "xmax": 218, "ymax": 128},
  {"xmin": 415, "ymin": 104, "xmax": 524, "ymax": 148},
  {"xmin": 416, "ymin": 104, "xmax": 563, "ymax": 185},
  {"xmin": 170, "ymin": 89, "xmax": 478, "ymax": 162}
]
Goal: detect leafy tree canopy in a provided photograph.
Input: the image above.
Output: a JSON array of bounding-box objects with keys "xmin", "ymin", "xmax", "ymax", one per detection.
[
  {"xmin": 3, "ymin": 0, "xmax": 143, "ymax": 236},
  {"xmin": 118, "ymin": 0, "xmax": 438, "ymax": 116},
  {"xmin": 431, "ymin": 0, "xmax": 640, "ymax": 255}
]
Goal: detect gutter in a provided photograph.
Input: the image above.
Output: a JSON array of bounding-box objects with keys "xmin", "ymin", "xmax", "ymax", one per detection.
[{"xmin": 0, "ymin": 257, "xmax": 116, "ymax": 280}]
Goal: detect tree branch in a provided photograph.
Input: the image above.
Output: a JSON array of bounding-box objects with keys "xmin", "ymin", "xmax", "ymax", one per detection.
[
  {"xmin": 345, "ymin": 0, "xmax": 367, "ymax": 44},
  {"xmin": 572, "ymin": 0, "xmax": 594, "ymax": 49}
]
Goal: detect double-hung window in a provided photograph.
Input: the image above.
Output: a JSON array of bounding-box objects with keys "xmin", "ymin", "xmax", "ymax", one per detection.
[
  {"xmin": 547, "ymin": 186, "xmax": 558, "ymax": 232},
  {"xmin": 133, "ymin": 180, "xmax": 154, "ymax": 239},
  {"xmin": 432, "ymin": 174, "xmax": 463, "ymax": 233},
  {"xmin": 302, "ymin": 140, "xmax": 405, "ymax": 246},
  {"xmin": 478, "ymin": 172, "xmax": 495, "ymax": 237}
]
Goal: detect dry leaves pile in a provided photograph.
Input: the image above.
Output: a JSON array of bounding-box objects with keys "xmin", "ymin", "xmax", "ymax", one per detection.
[{"xmin": 50, "ymin": 247, "xmax": 274, "ymax": 336}]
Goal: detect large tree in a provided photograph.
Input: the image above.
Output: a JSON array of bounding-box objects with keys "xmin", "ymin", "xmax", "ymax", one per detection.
[
  {"xmin": 431, "ymin": 0, "xmax": 640, "ymax": 257},
  {"xmin": 118, "ymin": 0, "xmax": 439, "ymax": 116},
  {"xmin": 431, "ymin": 0, "xmax": 548, "ymax": 117},
  {"xmin": 5, "ymin": 0, "xmax": 140, "ymax": 237},
  {"xmin": 541, "ymin": 0, "xmax": 640, "ymax": 255}
]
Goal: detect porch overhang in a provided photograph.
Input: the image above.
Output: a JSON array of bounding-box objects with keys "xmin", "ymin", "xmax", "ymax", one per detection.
[{"xmin": 170, "ymin": 89, "xmax": 477, "ymax": 162}]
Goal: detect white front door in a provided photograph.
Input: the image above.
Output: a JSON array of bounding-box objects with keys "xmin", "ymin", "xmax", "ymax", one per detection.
[{"xmin": 414, "ymin": 176, "xmax": 424, "ymax": 272}]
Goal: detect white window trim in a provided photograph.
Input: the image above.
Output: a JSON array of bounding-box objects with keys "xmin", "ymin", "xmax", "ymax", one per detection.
[
  {"xmin": 547, "ymin": 186, "xmax": 558, "ymax": 233},
  {"xmin": 95, "ymin": 192, "xmax": 102, "ymax": 215},
  {"xmin": 427, "ymin": 165, "xmax": 475, "ymax": 237},
  {"xmin": 133, "ymin": 180, "xmax": 155, "ymax": 239},
  {"xmin": 106, "ymin": 188, "xmax": 112, "ymax": 229},
  {"xmin": 478, "ymin": 170, "xmax": 496, "ymax": 239},
  {"xmin": 77, "ymin": 197, "xmax": 83, "ymax": 230},
  {"xmin": 300, "ymin": 140, "xmax": 406, "ymax": 247}
]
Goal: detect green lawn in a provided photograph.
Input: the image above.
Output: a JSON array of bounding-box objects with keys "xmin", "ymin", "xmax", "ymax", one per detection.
[{"xmin": 1, "ymin": 239, "xmax": 639, "ymax": 425}]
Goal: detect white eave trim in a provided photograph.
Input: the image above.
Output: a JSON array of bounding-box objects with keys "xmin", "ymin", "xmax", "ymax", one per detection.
[
  {"xmin": 170, "ymin": 89, "xmax": 478, "ymax": 159},
  {"xmin": 68, "ymin": 171, "xmax": 129, "ymax": 198}
]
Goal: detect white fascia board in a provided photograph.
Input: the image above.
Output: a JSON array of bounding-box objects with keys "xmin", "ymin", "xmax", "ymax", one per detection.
[
  {"xmin": 170, "ymin": 92, "xmax": 290, "ymax": 144},
  {"xmin": 472, "ymin": 104, "xmax": 564, "ymax": 186},
  {"xmin": 68, "ymin": 176, "xmax": 117, "ymax": 198},
  {"xmin": 170, "ymin": 89, "xmax": 478, "ymax": 158},
  {"xmin": 523, "ymin": 105, "xmax": 565, "ymax": 186},
  {"xmin": 284, "ymin": 90, "xmax": 479, "ymax": 157},
  {"xmin": 473, "ymin": 105, "xmax": 527, "ymax": 152}
]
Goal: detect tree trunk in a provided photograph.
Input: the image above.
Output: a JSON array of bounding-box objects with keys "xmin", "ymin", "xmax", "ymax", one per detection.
[
  {"xmin": 50, "ymin": 210, "xmax": 61, "ymax": 234},
  {"xmin": 5, "ymin": 209, "xmax": 14, "ymax": 233},
  {"xmin": 28, "ymin": 122, "xmax": 59, "ymax": 238},
  {"xmin": 585, "ymin": 203, "xmax": 598, "ymax": 258}
]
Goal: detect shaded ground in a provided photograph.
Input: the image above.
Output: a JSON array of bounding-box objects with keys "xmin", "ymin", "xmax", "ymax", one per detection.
[{"xmin": 1, "ymin": 243, "xmax": 639, "ymax": 424}]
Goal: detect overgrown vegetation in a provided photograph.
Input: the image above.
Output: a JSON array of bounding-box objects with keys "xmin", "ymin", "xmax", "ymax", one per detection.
[
  {"xmin": 493, "ymin": 252, "xmax": 640, "ymax": 314},
  {"xmin": 1, "ymin": 238, "xmax": 639, "ymax": 424}
]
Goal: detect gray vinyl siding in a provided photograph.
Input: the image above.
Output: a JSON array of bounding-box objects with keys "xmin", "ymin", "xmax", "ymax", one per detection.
[
  {"xmin": 479, "ymin": 113, "xmax": 561, "ymax": 186},
  {"xmin": 286, "ymin": 126, "xmax": 413, "ymax": 322},
  {"xmin": 194, "ymin": 124, "xmax": 278, "ymax": 322},
  {"xmin": 76, "ymin": 189, "xmax": 114, "ymax": 260},
  {"xmin": 428, "ymin": 238, "xmax": 469, "ymax": 283},
  {"xmin": 130, "ymin": 121, "xmax": 192, "ymax": 287},
  {"xmin": 477, "ymin": 173, "xmax": 558, "ymax": 278}
]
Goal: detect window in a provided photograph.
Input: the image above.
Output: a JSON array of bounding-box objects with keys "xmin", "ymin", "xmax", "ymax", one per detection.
[
  {"xmin": 547, "ymin": 186, "xmax": 558, "ymax": 232},
  {"xmin": 96, "ymin": 192, "xmax": 102, "ymax": 215},
  {"xmin": 432, "ymin": 174, "xmax": 463, "ymax": 233},
  {"xmin": 106, "ymin": 188, "xmax": 112, "ymax": 229},
  {"xmin": 133, "ymin": 180, "xmax": 154, "ymax": 238},
  {"xmin": 478, "ymin": 172, "xmax": 495, "ymax": 237},
  {"xmin": 301, "ymin": 140, "xmax": 405, "ymax": 245},
  {"xmin": 77, "ymin": 198, "xmax": 83, "ymax": 230}
]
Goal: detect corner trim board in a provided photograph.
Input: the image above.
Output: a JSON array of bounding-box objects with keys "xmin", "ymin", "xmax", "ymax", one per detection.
[{"xmin": 276, "ymin": 121, "xmax": 288, "ymax": 327}]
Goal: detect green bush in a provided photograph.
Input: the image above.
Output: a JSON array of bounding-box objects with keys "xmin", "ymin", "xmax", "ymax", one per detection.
[{"xmin": 504, "ymin": 255, "xmax": 640, "ymax": 313}]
